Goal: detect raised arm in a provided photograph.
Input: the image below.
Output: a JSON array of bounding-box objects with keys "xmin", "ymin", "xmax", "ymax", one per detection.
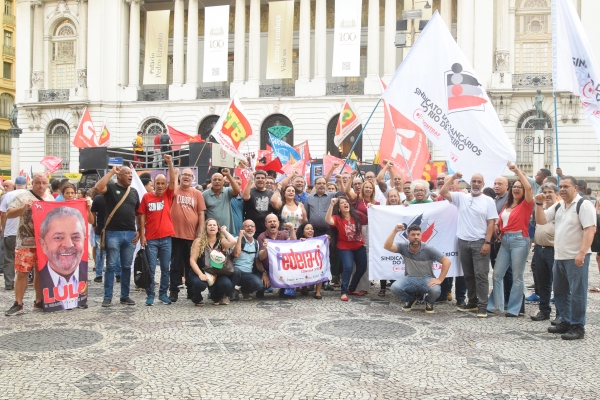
[
  {"xmin": 164, "ymin": 154, "xmax": 177, "ymax": 191},
  {"xmin": 383, "ymin": 223, "xmax": 405, "ymax": 253},
  {"xmin": 270, "ymin": 189, "xmax": 282, "ymax": 210},
  {"xmin": 345, "ymin": 176, "xmax": 358, "ymax": 203},
  {"xmin": 439, "ymin": 172, "xmax": 462, "ymax": 202},
  {"xmin": 508, "ymin": 163, "xmax": 533, "ymax": 203},
  {"xmin": 534, "ymin": 193, "xmax": 548, "ymax": 225},
  {"xmin": 324, "ymin": 161, "xmax": 340, "ymax": 183},
  {"xmin": 242, "ymin": 172, "xmax": 254, "ymax": 201},
  {"xmin": 324, "ymin": 197, "xmax": 338, "ymax": 226},
  {"xmin": 219, "ymin": 226, "xmax": 237, "ymax": 249},
  {"xmin": 95, "ymin": 166, "xmax": 119, "ymax": 194},
  {"xmin": 377, "ymin": 161, "xmax": 391, "ymax": 187},
  {"xmin": 232, "ymin": 231, "xmax": 245, "ymax": 258},
  {"xmin": 223, "ymin": 168, "xmax": 239, "ymax": 197}
]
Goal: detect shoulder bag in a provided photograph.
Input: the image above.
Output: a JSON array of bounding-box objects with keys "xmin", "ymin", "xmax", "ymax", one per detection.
[{"xmin": 100, "ymin": 186, "xmax": 131, "ymax": 250}]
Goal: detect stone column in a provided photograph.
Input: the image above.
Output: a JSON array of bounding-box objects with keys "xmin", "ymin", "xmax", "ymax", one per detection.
[
  {"xmin": 312, "ymin": 0, "xmax": 326, "ymax": 96},
  {"xmin": 182, "ymin": 0, "xmax": 199, "ymax": 100},
  {"xmin": 441, "ymin": 0, "xmax": 452, "ymax": 29},
  {"xmin": 230, "ymin": 0, "xmax": 246, "ymax": 96},
  {"xmin": 30, "ymin": 1, "xmax": 44, "ymax": 91},
  {"xmin": 382, "ymin": 0, "xmax": 396, "ymax": 83},
  {"xmin": 75, "ymin": 0, "xmax": 88, "ymax": 98},
  {"xmin": 124, "ymin": 0, "xmax": 141, "ymax": 101},
  {"xmin": 295, "ymin": 0, "xmax": 311, "ymax": 96},
  {"xmin": 491, "ymin": 0, "xmax": 511, "ymax": 88},
  {"xmin": 9, "ymin": 122, "xmax": 22, "ymax": 181},
  {"xmin": 242, "ymin": 0, "xmax": 260, "ymax": 97},
  {"xmin": 169, "ymin": 0, "xmax": 185, "ymax": 100},
  {"xmin": 364, "ymin": 0, "xmax": 380, "ymax": 94}
]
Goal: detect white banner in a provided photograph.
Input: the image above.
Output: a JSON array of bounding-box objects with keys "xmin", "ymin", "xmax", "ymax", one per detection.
[
  {"xmin": 381, "ymin": 12, "xmax": 515, "ymax": 185},
  {"xmin": 266, "ymin": 0, "xmax": 294, "ymax": 79},
  {"xmin": 368, "ymin": 202, "xmax": 462, "ymax": 280},
  {"xmin": 203, "ymin": 5, "xmax": 230, "ymax": 83},
  {"xmin": 143, "ymin": 10, "xmax": 170, "ymax": 85},
  {"xmin": 552, "ymin": 0, "xmax": 600, "ymax": 143},
  {"xmin": 332, "ymin": 0, "xmax": 362, "ymax": 77},
  {"xmin": 267, "ymin": 236, "xmax": 331, "ymax": 288}
]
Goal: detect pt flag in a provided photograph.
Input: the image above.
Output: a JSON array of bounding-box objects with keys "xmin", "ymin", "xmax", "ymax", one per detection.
[
  {"xmin": 209, "ymin": 94, "xmax": 253, "ymax": 159},
  {"xmin": 552, "ymin": 0, "xmax": 600, "ymax": 143},
  {"xmin": 72, "ymin": 107, "xmax": 97, "ymax": 149},
  {"xmin": 368, "ymin": 202, "xmax": 462, "ymax": 280},
  {"xmin": 381, "ymin": 11, "xmax": 515, "ymax": 184},
  {"xmin": 334, "ymin": 98, "xmax": 362, "ymax": 147},
  {"xmin": 98, "ymin": 119, "xmax": 111, "ymax": 147}
]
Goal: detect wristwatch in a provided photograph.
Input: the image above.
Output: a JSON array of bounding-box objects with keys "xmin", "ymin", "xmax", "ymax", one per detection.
[{"xmin": 484, "ymin": 241, "xmax": 491, "ymax": 245}]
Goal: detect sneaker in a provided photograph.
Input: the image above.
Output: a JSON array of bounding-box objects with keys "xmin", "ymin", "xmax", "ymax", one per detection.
[
  {"xmin": 4, "ymin": 285, "xmax": 13, "ymax": 291},
  {"xmin": 116, "ymin": 276, "xmax": 121, "ymax": 283},
  {"xmin": 550, "ymin": 317, "xmax": 561, "ymax": 326},
  {"xmin": 561, "ymin": 324, "xmax": 585, "ymax": 340},
  {"xmin": 145, "ymin": 295, "xmax": 154, "ymax": 306},
  {"xmin": 256, "ymin": 290, "xmax": 265, "ymax": 299},
  {"xmin": 265, "ymin": 287, "xmax": 273, "ymax": 293},
  {"xmin": 425, "ymin": 302, "xmax": 434, "ymax": 314},
  {"xmin": 33, "ymin": 301, "xmax": 43, "ymax": 311},
  {"xmin": 119, "ymin": 297, "xmax": 136, "ymax": 306},
  {"xmin": 168, "ymin": 291, "xmax": 179, "ymax": 303},
  {"xmin": 158, "ymin": 294, "xmax": 172, "ymax": 305},
  {"xmin": 219, "ymin": 296, "xmax": 230, "ymax": 305},
  {"xmin": 102, "ymin": 299, "xmax": 111, "ymax": 307},
  {"xmin": 525, "ymin": 293, "xmax": 540, "ymax": 303},
  {"xmin": 530, "ymin": 312, "xmax": 550, "ymax": 321},
  {"xmin": 94, "ymin": 276, "xmax": 102, "ymax": 283},
  {"xmin": 548, "ymin": 322, "xmax": 570, "ymax": 334},
  {"xmin": 402, "ymin": 299, "xmax": 418, "ymax": 312},
  {"xmin": 457, "ymin": 303, "xmax": 478, "ymax": 312},
  {"xmin": 476, "ymin": 306, "xmax": 488, "ymax": 318},
  {"xmin": 5, "ymin": 302, "xmax": 23, "ymax": 316}
]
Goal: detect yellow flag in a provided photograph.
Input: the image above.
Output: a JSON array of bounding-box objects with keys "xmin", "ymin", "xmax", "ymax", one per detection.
[{"xmin": 373, "ymin": 150, "xmax": 380, "ymax": 165}]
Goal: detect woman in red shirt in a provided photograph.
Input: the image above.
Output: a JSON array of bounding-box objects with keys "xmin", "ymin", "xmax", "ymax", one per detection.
[
  {"xmin": 325, "ymin": 196, "xmax": 368, "ymax": 301},
  {"xmin": 487, "ymin": 163, "xmax": 534, "ymax": 316}
]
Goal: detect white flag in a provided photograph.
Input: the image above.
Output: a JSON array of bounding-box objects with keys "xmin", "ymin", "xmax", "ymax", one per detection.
[
  {"xmin": 209, "ymin": 93, "xmax": 254, "ymax": 159},
  {"xmin": 552, "ymin": 0, "xmax": 600, "ymax": 142},
  {"xmin": 381, "ymin": 11, "xmax": 515, "ymax": 185}
]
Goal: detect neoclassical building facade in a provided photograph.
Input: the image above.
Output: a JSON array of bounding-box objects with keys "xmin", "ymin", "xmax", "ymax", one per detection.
[{"xmin": 12, "ymin": 0, "xmax": 600, "ymax": 182}]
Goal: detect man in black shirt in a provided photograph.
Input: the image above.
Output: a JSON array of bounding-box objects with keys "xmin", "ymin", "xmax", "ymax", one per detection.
[
  {"xmin": 243, "ymin": 170, "xmax": 274, "ymax": 239},
  {"xmin": 91, "ymin": 193, "xmax": 122, "ymax": 284},
  {"xmin": 95, "ymin": 166, "xmax": 141, "ymax": 307}
]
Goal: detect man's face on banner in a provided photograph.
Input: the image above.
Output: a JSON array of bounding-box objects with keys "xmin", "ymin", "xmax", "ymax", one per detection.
[{"xmin": 39, "ymin": 215, "xmax": 84, "ymax": 277}]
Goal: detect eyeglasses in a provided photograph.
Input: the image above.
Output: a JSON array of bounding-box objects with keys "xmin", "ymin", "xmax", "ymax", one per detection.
[
  {"xmin": 512, "ymin": 186, "xmax": 524, "ymax": 190},
  {"xmin": 181, "ymin": 173, "xmax": 194, "ymax": 178},
  {"xmin": 243, "ymin": 224, "xmax": 256, "ymax": 228},
  {"xmin": 414, "ymin": 189, "xmax": 426, "ymax": 193}
]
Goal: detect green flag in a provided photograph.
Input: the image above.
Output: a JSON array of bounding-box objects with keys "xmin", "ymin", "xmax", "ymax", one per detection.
[{"xmin": 267, "ymin": 125, "xmax": 292, "ymax": 139}]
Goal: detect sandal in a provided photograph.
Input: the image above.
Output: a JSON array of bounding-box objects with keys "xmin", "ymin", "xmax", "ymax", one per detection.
[
  {"xmin": 378, "ymin": 289, "xmax": 386, "ymax": 297},
  {"xmin": 589, "ymin": 286, "xmax": 600, "ymax": 293},
  {"xmin": 313, "ymin": 294, "xmax": 322, "ymax": 300},
  {"xmin": 340, "ymin": 294, "xmax": 348, "ymax": 301},
  {"xmin": 195, "ymin": 302, "xmax": 204, "ymax": 307},
  {"xmin": 347, "ymin": 290, "xmax": 365, "ymax": 296}
]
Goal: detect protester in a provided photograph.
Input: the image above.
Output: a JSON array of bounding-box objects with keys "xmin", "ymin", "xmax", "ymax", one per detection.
[
  {"xmin": 159, "ymin": 130, "xmax": 172, "ymax": 166},
  {"xmin": 138, "ymin": 155, "xmax": 177, "ymax": 306},
  {"xmin": 90, "ymin": 189, "xmax": 109, "ymax": 283},
  {"xmin": 54, "ymin": 178, "xmax": 70, "ymax": 202},
  {"xmin": 406, "ymin": 180, "xmax": 432, "ymax": 204},
  {"xmin": 257, "ymin": 214, "xmax": 296, "ymax": 297},
  {"xmin": 440, "ymin": 172, "xmax": 497, "ymax": 318},
  {"xmin": 95, "ymin": 166, "xmax": 140, "ymax": 307},
  {"xmin": 231, "ymin": 176, "xmax": 244, "ymax": 234},
  {"xmin": 296, "ymin": 222, "xmax": 325, "ymax": 299},
  {"xmin": 77, "ymin": 188, "xmax": 86, "ymax": 199},
  {"xmin": 278, "ymin": 173, "xmax": 308, "ymax": 205},
  {"xmin": 377, "ymin": 160, "xmax": 406, "ymax": 202},
  {"xmin": 487, "ymin": 164, "xmax": 534, "ymax": 317},
  {"xmin": 385, "ymin": 223, "xmax": 451, "ymax": 314},
  {"xmin": 170, "ymin": 167, "xmax": 207, "ymax": 302},
  {"xmin": 232, "ymin": 220, "xmax": 265, "ymax": 300},
  {"xmin": 326, "ymin": 183, "xmax": 338, "ymax": 193},
  {"xmin": 203, "ymin": 168, "xmax": 240, "ymax": 235},
  {"xmin": 363, "ymin": 170, "xmax": 387, "ymax": 204},
  {"xmin": 61, "ymin": 183, "xmax": 76, "ymax": 201},
  {"xmin": 403, "ymin": 181, "xmax": 414, "ymax": 203},
  {"xmin": 271, "ymin": 184, "xmax": 307, "ymax": 232},
  {"xmin": 491, "ymin": 175, "xmax": 513, "ymax": 307},
  {"xmin": 265, "ymin": 176, "xmax": 276, "ymax": 192},
  {"xmin": 243, "ymin": 170, "xmax": 274, "ymax": 238},
  {"xmin": 50, "ymin": 179, "xmax": 60, "ymax": 198},
  {"xmin": 0, "ymin": 177, "xmax": 26, "ymax": 291},
  {"xmin": 189, "ymin": 218, "xmax": 237, "ymax": 306},
  {"xmin": 534, "ymin": 176, "xmax": 596, "ymax": 340},
  {"xmin": 530, "ymin": 182, "xmax": 559, "ymax": 322},
  {"xmin": 386, "ymin": 189, "xmax": 401, "ymax": 206},
  {"xmin": 5, "ymin": 173, "xmax": 55, "ymax": 316},
  {"xmin": 325, "ymin": 197, "xmax": 367, "ymax": 301},
  {"xmin": 133, "ymin": 131, "xmax": 144, "ymax": 168},
  {"xmin": 152, "ymin": 132, "xmax": 161, "ymax": 168}
]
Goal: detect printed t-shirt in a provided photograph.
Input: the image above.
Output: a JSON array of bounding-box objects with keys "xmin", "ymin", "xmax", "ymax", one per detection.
[
  {"xmin": 329, "ymin": 215, "xmax": 364, "ymax": 250},
  {"xmin": 171, "ymin": 187, "xmax": 206, "ymax": 240},
  {"xmin": 104, "ymin": 183, "xmax": 140, "ymax": 232},
  {"xmin": 393, "ymin": 242, "xmax": 445, "ymax": 278},
  {"xmin": 10, "ymin": 190, "xmax": 55, "ymax": 248},
  {"xmin": 257, "ymin": 230, "xmax": 289, "ymax": 271},
  {"xmin": 138, "ymin": 188, "xmax": 175, "ymax": 240},
  {"xmin": 498, "ymin": 199, "xmax": 534, "ymax": 237},
  {"xmin": 244, "ymin": 188, "xmax": 274, "ymax": 238}
]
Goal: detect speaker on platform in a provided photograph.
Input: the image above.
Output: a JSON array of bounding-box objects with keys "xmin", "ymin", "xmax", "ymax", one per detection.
[
  {"xmin": 188, "ymin": 142, "xmax": 212, "ymax": 167},
  {"xmin": 79, "ymin": 147, "xmax": 108, "ymax": 171}
]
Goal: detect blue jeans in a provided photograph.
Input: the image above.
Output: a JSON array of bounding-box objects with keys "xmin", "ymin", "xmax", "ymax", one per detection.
[
  {"xmin": 104, "ymin": 230, "xmax": 136, "ymax": 300},
  {"xmin": 145, "ymin": 237, "xmax": 171, "ymax": 297},
  {"xmin": 554, "ymin": 255, "xmax": 590, "ymax": 327},
  {"xmin": 391, "ymin": 276, "xmax": 441, "ymax": 304},
  {"xmin": 488, "ymin": 232, "xmax": 530, "ymax": 315},
  {"xmin": 533, "ymin": 245, "xmax": 555, "ymax": 316},
  {"xmin": 208, "ymin": 275, "xmax": 234, "ymax": 302},
  {"xmin": 338, "ymin": 246, "xmax": 367, "ymax": 295},
  {"xmin": 187, "ymin": 270, "xmax": 209, "ymax": 305},
  {"xmin": 491, "ymin": 239, "xmax": 513, "ymax": 304},
  {"xmin": 232, "ymin": 268, "xmax": 264, "ymax": 294},
  {"xmin": 94, "ymin": 234, "xmax": 105, "ymax": 278}
]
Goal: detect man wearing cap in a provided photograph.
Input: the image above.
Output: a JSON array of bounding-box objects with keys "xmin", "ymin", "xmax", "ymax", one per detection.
[{"xmin": 0, "ymin": 177, "xmax": 26, "ymax": 290}]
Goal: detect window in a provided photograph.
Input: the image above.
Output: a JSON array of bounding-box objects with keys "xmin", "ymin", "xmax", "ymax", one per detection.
[
  {"xmin": 2, "ymin": 62, "xmax": 10, "ymax": 79},
  {"xmin": 4, "ymin": 0, "xmax": 12, "ymax": 15},
  {"xmin": 326, "ymin": 114, "xmax": 362, "ymax": 160},
  {"xmin": 260, "ymin": 114, "xmax": 294, "ymax": 150},
  {"xmin": 46, "ymin": 120, "xmax": 70, "ymax": 173},
  {"xmin": 3, "ymin": 30, "xmax": 10, "ymax": 46},
  {"xmin": 514, "ymin": 2, "xmax": 551, "ymax": 74},
  {"xmin": 51, "ymin": 20, "xmax": 76, "ymax": 89},
  {"xmin": 0, "ymin": 131, "xmax": 10, "ymax": 155},
  {"xmin": 515, "ymin": 110, "xmax": 554, "ymax": 171},
  {"xmin": 140, "ymin": 118, "xmax": 166, "ymax": 146},
  {"xmin": 198, "ymin": 115, "xmax": 220, "ymax": 143},
  {"xmin": 0, "ymin": 93, "xmax": 13, "ymax": 118}
]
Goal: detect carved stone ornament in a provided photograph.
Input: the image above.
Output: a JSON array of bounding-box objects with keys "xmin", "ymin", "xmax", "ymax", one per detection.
[
  {"xmin": 70, "ymin": 106, "xmax": 83, "ymax": 129},
  {"xmin": 31, "ymin": 71, "xmax": 44, "ymax": 88},
  {"xmin": 25, "ymin": 108, "xmax": 41, "ymax": 131},
  {"xmin": 48, "ymin": 0, "xmax": 71, "ymax": 19},
  {"xmin": 30, "ymin": 0, "xmax": 43, "ymax": 8},
  {"xmin": 495, "ymin": 50, "xmax": 509, "ymax": 72},
  {"xmin": 77, "ymin": 69, "xmax": 87, "ymax": 88}
]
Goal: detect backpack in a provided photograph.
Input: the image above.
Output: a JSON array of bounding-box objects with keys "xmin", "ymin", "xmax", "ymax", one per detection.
[
  {"xmin": 241, "ymin": 236, "xmax": 259, "ymax": 258},
  {"xmin": 554, "ymin": 199, "xmax": 600, "ymax": 252},
  {"xmin": 132, "ymin": 137, "xmax": 138, "ymax": 147},
  {"xmin": 160, "ymin": 133, "xmax": 171, "ymax": 145},
  {"xmin": 134, "ymin": 249, "xmax": 152, "ymax": 289}
]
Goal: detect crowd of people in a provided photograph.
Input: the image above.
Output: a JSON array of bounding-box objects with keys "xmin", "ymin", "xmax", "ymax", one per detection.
[{"xmin": 0, "ymin": 155, "xmax": 596, "ymax": 341}]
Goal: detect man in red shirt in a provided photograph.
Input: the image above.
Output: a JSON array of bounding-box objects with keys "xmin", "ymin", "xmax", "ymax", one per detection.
[
  {"xmin": 138, "ymin": 155, "xmax": 178, "ymax": 306},
  {"xmin": 152, "ymin": 132, "xmax": 161, "ymax": 168}
]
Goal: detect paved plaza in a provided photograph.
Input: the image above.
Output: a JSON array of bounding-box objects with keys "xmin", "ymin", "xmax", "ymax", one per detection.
[{"xmin": 0, "ymin": 256, "xmax": 599, "ymax": 400}]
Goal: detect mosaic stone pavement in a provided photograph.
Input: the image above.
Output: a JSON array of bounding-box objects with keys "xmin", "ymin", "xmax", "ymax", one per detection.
[{"xmin": 0, "ymin": 256, "xmax": 599, "ymax": 400}]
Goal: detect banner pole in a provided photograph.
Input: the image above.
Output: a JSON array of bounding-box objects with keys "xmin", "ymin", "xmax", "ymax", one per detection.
[
  {"xmin": 553, "ymin": 92, "xmax": 560, "ymax": 184},
  {"xmin": 340, "ymin": 98, "xmax": 382, "ymax": 172}
]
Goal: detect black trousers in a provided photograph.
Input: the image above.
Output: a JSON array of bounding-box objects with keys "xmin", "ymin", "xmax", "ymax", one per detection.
[{"xmin": 170, "ymin": 237, "xmax": 194, "ymax": 293}]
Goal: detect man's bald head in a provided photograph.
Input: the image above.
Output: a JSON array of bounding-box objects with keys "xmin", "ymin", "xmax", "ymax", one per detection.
[{"xmin": 493, "ymin": 176, "xmax": 508, "ymax": 196}]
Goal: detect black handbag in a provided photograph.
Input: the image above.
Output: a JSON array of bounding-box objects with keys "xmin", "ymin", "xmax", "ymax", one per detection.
[
  {"xmin": 202, "ymin": 246, "xmax": 234, "ymax": 277},
  {"xmin": 134, "ymin": 249, "xmax": 152, "ymax": 289}
]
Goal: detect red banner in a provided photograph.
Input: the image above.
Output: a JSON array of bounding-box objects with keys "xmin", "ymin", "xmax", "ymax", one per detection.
[
  {"xmin": 72, "ymin": 108, "xmax": 97, "ymax": 149},
  {"xmin": 40, "ymin": 156, "xmax": 63, "ymax": 174},
  {"xmin": 282, "ymin": 159, "xmax": 307, "ymax": 177},
  {"xmin": 323, "ymin": 154, "xmax": 353, "ymax": 177},
  {"xmin": 234, "ymin": 168, "xmax": 251, "ymax": 192},
  {"xmin": 168, "ymin": 125, "xmax": 203, "ymax": 151}
]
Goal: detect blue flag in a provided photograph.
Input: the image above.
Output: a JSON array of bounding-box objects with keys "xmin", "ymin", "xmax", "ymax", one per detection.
[{"xmin": 269, "ymin": 134, "xmax": 301, "ymax": 165}]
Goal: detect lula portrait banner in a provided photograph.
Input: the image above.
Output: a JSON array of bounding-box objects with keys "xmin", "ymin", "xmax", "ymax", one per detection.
[
  {"xmin": 266, "ymin": 0, "xmax": 294, "ymax": 79},
  {"xmin": 203, "ymin": 5, "xmax": 230, "ymax": 83},
  {"xmin": 368, "ymin": 202, "xmax": 462, "ymax": 280},
  {"xmin": 31, "ymin": 199, "xmax": 89, "ymax": 312},
  {"xmin": 332, "ymin": 0, "xmax": 362, "ymax": 77},
  {"xmin": 267, "ymin": 236, "xmax": 331, "ymax": 288},
  {"xmin": 143, "ymin": 10, "xmax": 170, "ymax": 85}
]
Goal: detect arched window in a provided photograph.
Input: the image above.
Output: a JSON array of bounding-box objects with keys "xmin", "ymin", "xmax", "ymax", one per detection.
[
  {"xmin": 140, "ymin": 118, "xmax": 166, "ymax": 146},
  {"xmin": 326, "ymin": 114, "xmax": 363, "ymax": 160},
  {"xmin": 46, "ymin": 120, "xmax": 70, "ymax": 172},
  {"xmin": 51, "ymin": 20, "xmax": 77, "ymax": 89},
  {"xmin": 260, "ymin": 114, "xmax": 294, "ymax": 150},
  {"xmin": 515, "ymin": 110, "xmax": 554, "ymax": 172},
  {"xmin": 0, "ymin": 131, "xmax": 11, "ymax": 155},
  {"xmin": 0, "ymin": 93, "xmax": 13, "ymax": 118},
  {"xmin": 514, "ymin": 0, "xmax": 551, "ymax": 74},
  {"xmin": 198, "ymin": 115, "xmax": 220, "ymax": 143}
]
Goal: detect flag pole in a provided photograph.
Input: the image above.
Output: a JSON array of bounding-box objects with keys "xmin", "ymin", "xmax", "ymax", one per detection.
[
  {"xmin": 553, "ymin": 92, "xmax": 560, "ymax": 184},
  {"xmin": 340, "ymin": 98, "xmax": 382, "ymax": 172}
]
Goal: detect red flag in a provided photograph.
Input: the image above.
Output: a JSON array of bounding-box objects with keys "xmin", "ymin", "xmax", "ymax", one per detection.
[
  {"xmin": 378, "ymin": 79, "xmax": 430, "ymax": 181},
  {"xmin": 257, "ymin": 150, "xmax": 273, "ymax": 164},
  {"xmin": 234, "ymin": 168, "xmax": 251, "ymax": 192},
  {"xmin": 72, "ymin": 108, "xmax": 97, "ymax": 149},
  {"xmin": 167, "ymin": 125, "xmax": 204, "ymax": 151},
  {"xmin": 293, "ymin": 141, "xmax": 311, "ymax": 161},
  {"xmin": 282, "ymin": 159, "xmax": 307, "ymax": 177},
  {"xmin": 40, "ymin": 156, "xmax": 63, "ymax": 174},
  {"xmin": 255, "ymin": 158, "xmax": 284, "ymax": 174},
  {"xmin": 98, "ymin": 120, "xmax": 111, "ymax": 147},
  {"xmin": 323, "ymin": 154, "xmax": 353, "ymax": 176}
]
